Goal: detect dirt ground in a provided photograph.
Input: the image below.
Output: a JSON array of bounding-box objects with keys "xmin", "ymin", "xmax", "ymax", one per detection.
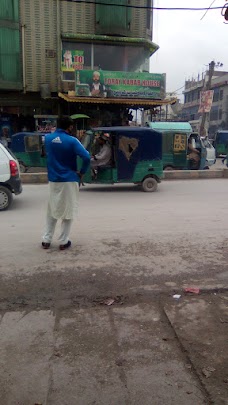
[{"xmin": 1, "ymin": 181, "xmax": 228, "ymax": 404}]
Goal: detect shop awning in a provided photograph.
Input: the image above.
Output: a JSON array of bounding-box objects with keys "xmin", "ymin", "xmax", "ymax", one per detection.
[
  {"xmin": 59, "ymin": 93, "xmax": 177, "ymax": 107},
  {"xmin": 70, "ymin": 114, "xmax": 90, "ymax": 119}
]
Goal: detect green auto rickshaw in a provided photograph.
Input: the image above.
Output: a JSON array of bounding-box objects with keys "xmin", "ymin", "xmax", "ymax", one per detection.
[
  {"xmin": 213, "ymin": 130, "xmax": 228, "ymax": 157},
  {"xmin": 80, "ymin": 126, "xmax": 163, "ymax": 192},
  {"xmin": 11, "ymin": 132, "xmax": 46, "ymax": 172},
  {"xmin": 11, "ymin": 115, "xmax": 90, "ymax": 172},
  {"xmin": 146, "ymin": 122, "xmax": 209, "ymax": 170}
]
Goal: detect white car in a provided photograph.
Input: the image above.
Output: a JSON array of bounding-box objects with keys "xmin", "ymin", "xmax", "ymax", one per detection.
[
  {"xmin": 200, "ymin": 137, "xmax": 216, "ymax": 167},
  {"xmin": 0, "ymin": 142, "xmax": 22, "ymax": 210}
]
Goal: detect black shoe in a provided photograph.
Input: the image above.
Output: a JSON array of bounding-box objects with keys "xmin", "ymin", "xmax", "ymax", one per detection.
[
  {"xmin": 59, "ymin": 240, "xmax": 71, "ymax": 251},
  {"xmin": 42, "ymin": 242, "xmax": 50, "ymax": 249}
]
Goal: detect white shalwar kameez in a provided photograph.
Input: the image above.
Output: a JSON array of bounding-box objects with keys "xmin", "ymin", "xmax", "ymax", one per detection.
[{"xmin": 42, "ymin": 182, "xmax": 79, "ymax": 245}]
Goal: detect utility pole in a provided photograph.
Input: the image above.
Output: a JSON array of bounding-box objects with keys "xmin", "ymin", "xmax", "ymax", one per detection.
[
  {"xmin": 199, "ymin": 60, "xmax": 215, "ymax": 137},
  {"xmin": 199, "ymin": 60, "xmax": 223, "ymax": 137}
]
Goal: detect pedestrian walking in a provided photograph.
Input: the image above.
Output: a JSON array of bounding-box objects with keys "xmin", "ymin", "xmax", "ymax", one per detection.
[{"xmin": 42, "ymin": 116, "xmax": 90, "ymax": 250}]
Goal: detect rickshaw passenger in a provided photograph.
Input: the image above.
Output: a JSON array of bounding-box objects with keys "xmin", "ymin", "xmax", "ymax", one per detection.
[{"xmin": 91, "ymin": 133, "xmax": 112, "ymax": 170}]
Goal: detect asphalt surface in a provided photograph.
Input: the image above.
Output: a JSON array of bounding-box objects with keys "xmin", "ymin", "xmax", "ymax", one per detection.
[
  {"xmin": 1, "ymin": 180, "xmax": 228, "ymax": 290},
  {"xmin": 1, "ymin": 180, "xmax": 228, "ymax": 404}
]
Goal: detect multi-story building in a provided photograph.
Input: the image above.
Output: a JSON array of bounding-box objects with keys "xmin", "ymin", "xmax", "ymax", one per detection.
[
  {"xmin": 0, "ymin": 0, "xmax": 168, "ymax": 134},
  {"xmin": 182, "ymin": 71, "xmax": 228, "ymax": 136}
]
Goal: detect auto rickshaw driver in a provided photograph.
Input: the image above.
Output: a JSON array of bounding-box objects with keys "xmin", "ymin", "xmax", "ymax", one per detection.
[{"xmin": 187, "ymin": 135, "xmax": 200, "ymax": 169}]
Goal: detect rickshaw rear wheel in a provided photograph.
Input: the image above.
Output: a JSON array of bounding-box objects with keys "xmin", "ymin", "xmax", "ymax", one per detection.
[
  {"xmin": 19, "ymin": 162, "xmax": 27, "ymax": 173},
  {"xmin": 142, "ymin": 177, "xmax": 158, "ymax": 192},
  {"xmin": 164, "ymin": 165, "xmax": 174, "ymax": 171}
]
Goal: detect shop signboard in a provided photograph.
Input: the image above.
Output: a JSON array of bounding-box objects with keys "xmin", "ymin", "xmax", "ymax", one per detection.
[
  {"xmin": 62, "ymin": 50, "xmax": 84, "ymax": 71},
  {"xmin": 75, "ymin": 70, "xmax": 166, "ymax": 99},
  {"xmin": 34, "ymin": 116, "xmax": 58, "ymax": 133}
]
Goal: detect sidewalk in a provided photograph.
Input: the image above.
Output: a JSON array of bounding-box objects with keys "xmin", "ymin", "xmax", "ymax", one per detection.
[
  {"xmin": 164, "ymin": 290, "xmax": 228, "ymax": 405},
  {"xmin": 1, "ymin": 291, "xmax": 227, "ymax": 404}
]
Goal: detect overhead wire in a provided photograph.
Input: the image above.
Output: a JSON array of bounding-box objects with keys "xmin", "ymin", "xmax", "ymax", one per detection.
[
  {"xmin": 61, "ymin": 0, "xmax": 224, "ymax": 12},
  {"xmin": 200, "ymin": 0, "xmax": 218, "ymax": 20}
]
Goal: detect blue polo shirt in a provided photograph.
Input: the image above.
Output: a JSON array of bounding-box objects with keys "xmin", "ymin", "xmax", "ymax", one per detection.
[{"xmin": 45, "ymin": 129, "xmax": 90, "ymax": 182}]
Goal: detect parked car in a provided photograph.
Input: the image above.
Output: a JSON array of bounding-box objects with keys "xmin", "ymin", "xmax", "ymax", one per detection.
[
  {"xmin": 200, "ymin": 137, "xmax": 216, "ymax": 167},
  {"xmin": 0, "ymin": 141, "xmax": 22, "ymax": 210}
]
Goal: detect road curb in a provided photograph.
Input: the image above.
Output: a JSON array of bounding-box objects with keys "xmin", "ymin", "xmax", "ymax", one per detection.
[
  {"xmin": 21, "ymin": 173, "xmax": 48, "ymax": 184},
  {"xmin": 163, "ymin": 169, "xmax": 225, "ymax": 180},
  {"xmin": 21, "ymin": 169, "xmax": 228, "ymax": 184}
]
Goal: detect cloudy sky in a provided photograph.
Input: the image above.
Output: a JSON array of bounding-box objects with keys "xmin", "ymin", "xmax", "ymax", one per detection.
[{"xmin": 150, "ymin": 0, "xmax": 228, "ymax": 97}]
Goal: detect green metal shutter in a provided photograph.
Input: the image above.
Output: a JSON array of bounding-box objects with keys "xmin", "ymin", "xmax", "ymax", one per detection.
[
  {"xmin": 0, "ymin": 27, "xmax": 21, "ymax": 88},
  {"xmin": 0, "ymin": 0, "xmax": 19, "ymax": 21},
  {"xmin": 96, "ymin": 0, "xmax": 131, "ymax": 36},
  {"xmin": 0, "ymin": 0, "xmax": 21, "ymax": 89}
]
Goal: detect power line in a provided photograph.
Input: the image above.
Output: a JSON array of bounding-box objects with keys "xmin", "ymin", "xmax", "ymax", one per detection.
[
  {"xmin": 61, "ymin": 0, "xmax": 224, "ymax": 12},
  {"xmin": 172, "ymin": 85, "xmax": 186, "ymax": 93},
  {"xmin": 201, "ymin": 0, "xmax": 218, "ymax": 20}
]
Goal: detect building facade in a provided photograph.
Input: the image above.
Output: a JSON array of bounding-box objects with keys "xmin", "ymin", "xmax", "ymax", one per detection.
[
  {"xmin": 20, "ymin": 0, "xmax": 156, "ymax": 100},
  {"xmin": 0, "ymin": 0, "xmax": 163, "ymax": 134},
  {"xmin": 182, "ymin": 71, "xmax": 228, "ymax": 136}
]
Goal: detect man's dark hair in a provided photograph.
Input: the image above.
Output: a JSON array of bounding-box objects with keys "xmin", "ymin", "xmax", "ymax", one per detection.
[{"xmin": 57, "ymin": 116, "xmax": 74, "ymax": 130}]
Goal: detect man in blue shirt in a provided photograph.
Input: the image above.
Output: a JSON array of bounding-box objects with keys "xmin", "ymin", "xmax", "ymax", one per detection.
[{"xmin": 42, "ymin": 116, "xmax": 90, "ymax": 250}]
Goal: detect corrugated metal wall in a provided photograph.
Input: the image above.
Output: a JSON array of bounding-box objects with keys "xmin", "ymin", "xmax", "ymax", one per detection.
[
  {"xmin": 60, "ymin": 1, "xmax": 95, "ymax": 35},
  {"xmin": 131, "ymin": 0, "xmax": 148, "ymax": 39},
  {"xmin": 20, "ymin": 0, "xmax": 58, "ymax": 92}
]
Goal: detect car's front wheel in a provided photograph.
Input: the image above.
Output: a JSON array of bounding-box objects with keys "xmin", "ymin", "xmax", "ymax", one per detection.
[{"xmin": 0, "ymin": 186, "xmax": 13, "ymax": 211}]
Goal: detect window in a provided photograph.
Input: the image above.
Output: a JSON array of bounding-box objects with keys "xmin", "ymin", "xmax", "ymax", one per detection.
[
  {"xmin": 210, "ymin": 107, "xmax": 219, "ymax": 121},
  {"xmin": 213, "ymin": 88, "xmax": 219, "ymax": 102},
  {"xmin": 202, "ymin": 139, "xmax": 212, "ymax": 148},
  {"xmin": 94, "ymin": 43, "xmax": 148, "ymax": 72},
  {"xmin": 61, "ymin": 41, "xmax": 151, "ymax": 81},
  {"xmin": 220, "ymin": 89, "xmax": 223, "ymax": 100}
]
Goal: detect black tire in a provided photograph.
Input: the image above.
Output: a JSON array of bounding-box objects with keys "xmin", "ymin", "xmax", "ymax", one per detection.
[
  {"xmin": 0, "ymin": 186, "xmax": 13, "ymax": 211},
  {"xmin": 141, "ymin": 177, "xmax": 158, "ymax": 192},
  {"xmin": 164, "ymin": 166, "xmax": 174, "ymax": 171},
  {"xmin": 19, "ymin": 162, "xmax": 27, "ymax": 173}
]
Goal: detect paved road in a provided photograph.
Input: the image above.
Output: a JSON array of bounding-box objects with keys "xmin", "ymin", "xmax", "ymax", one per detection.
[
  {"xmin": 1, "ymin": 180, "xmax": 228, "ymax": 404},
  {"xmin": 1, "ymin": 180, "xmax": 228, "ymax": 291}
]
